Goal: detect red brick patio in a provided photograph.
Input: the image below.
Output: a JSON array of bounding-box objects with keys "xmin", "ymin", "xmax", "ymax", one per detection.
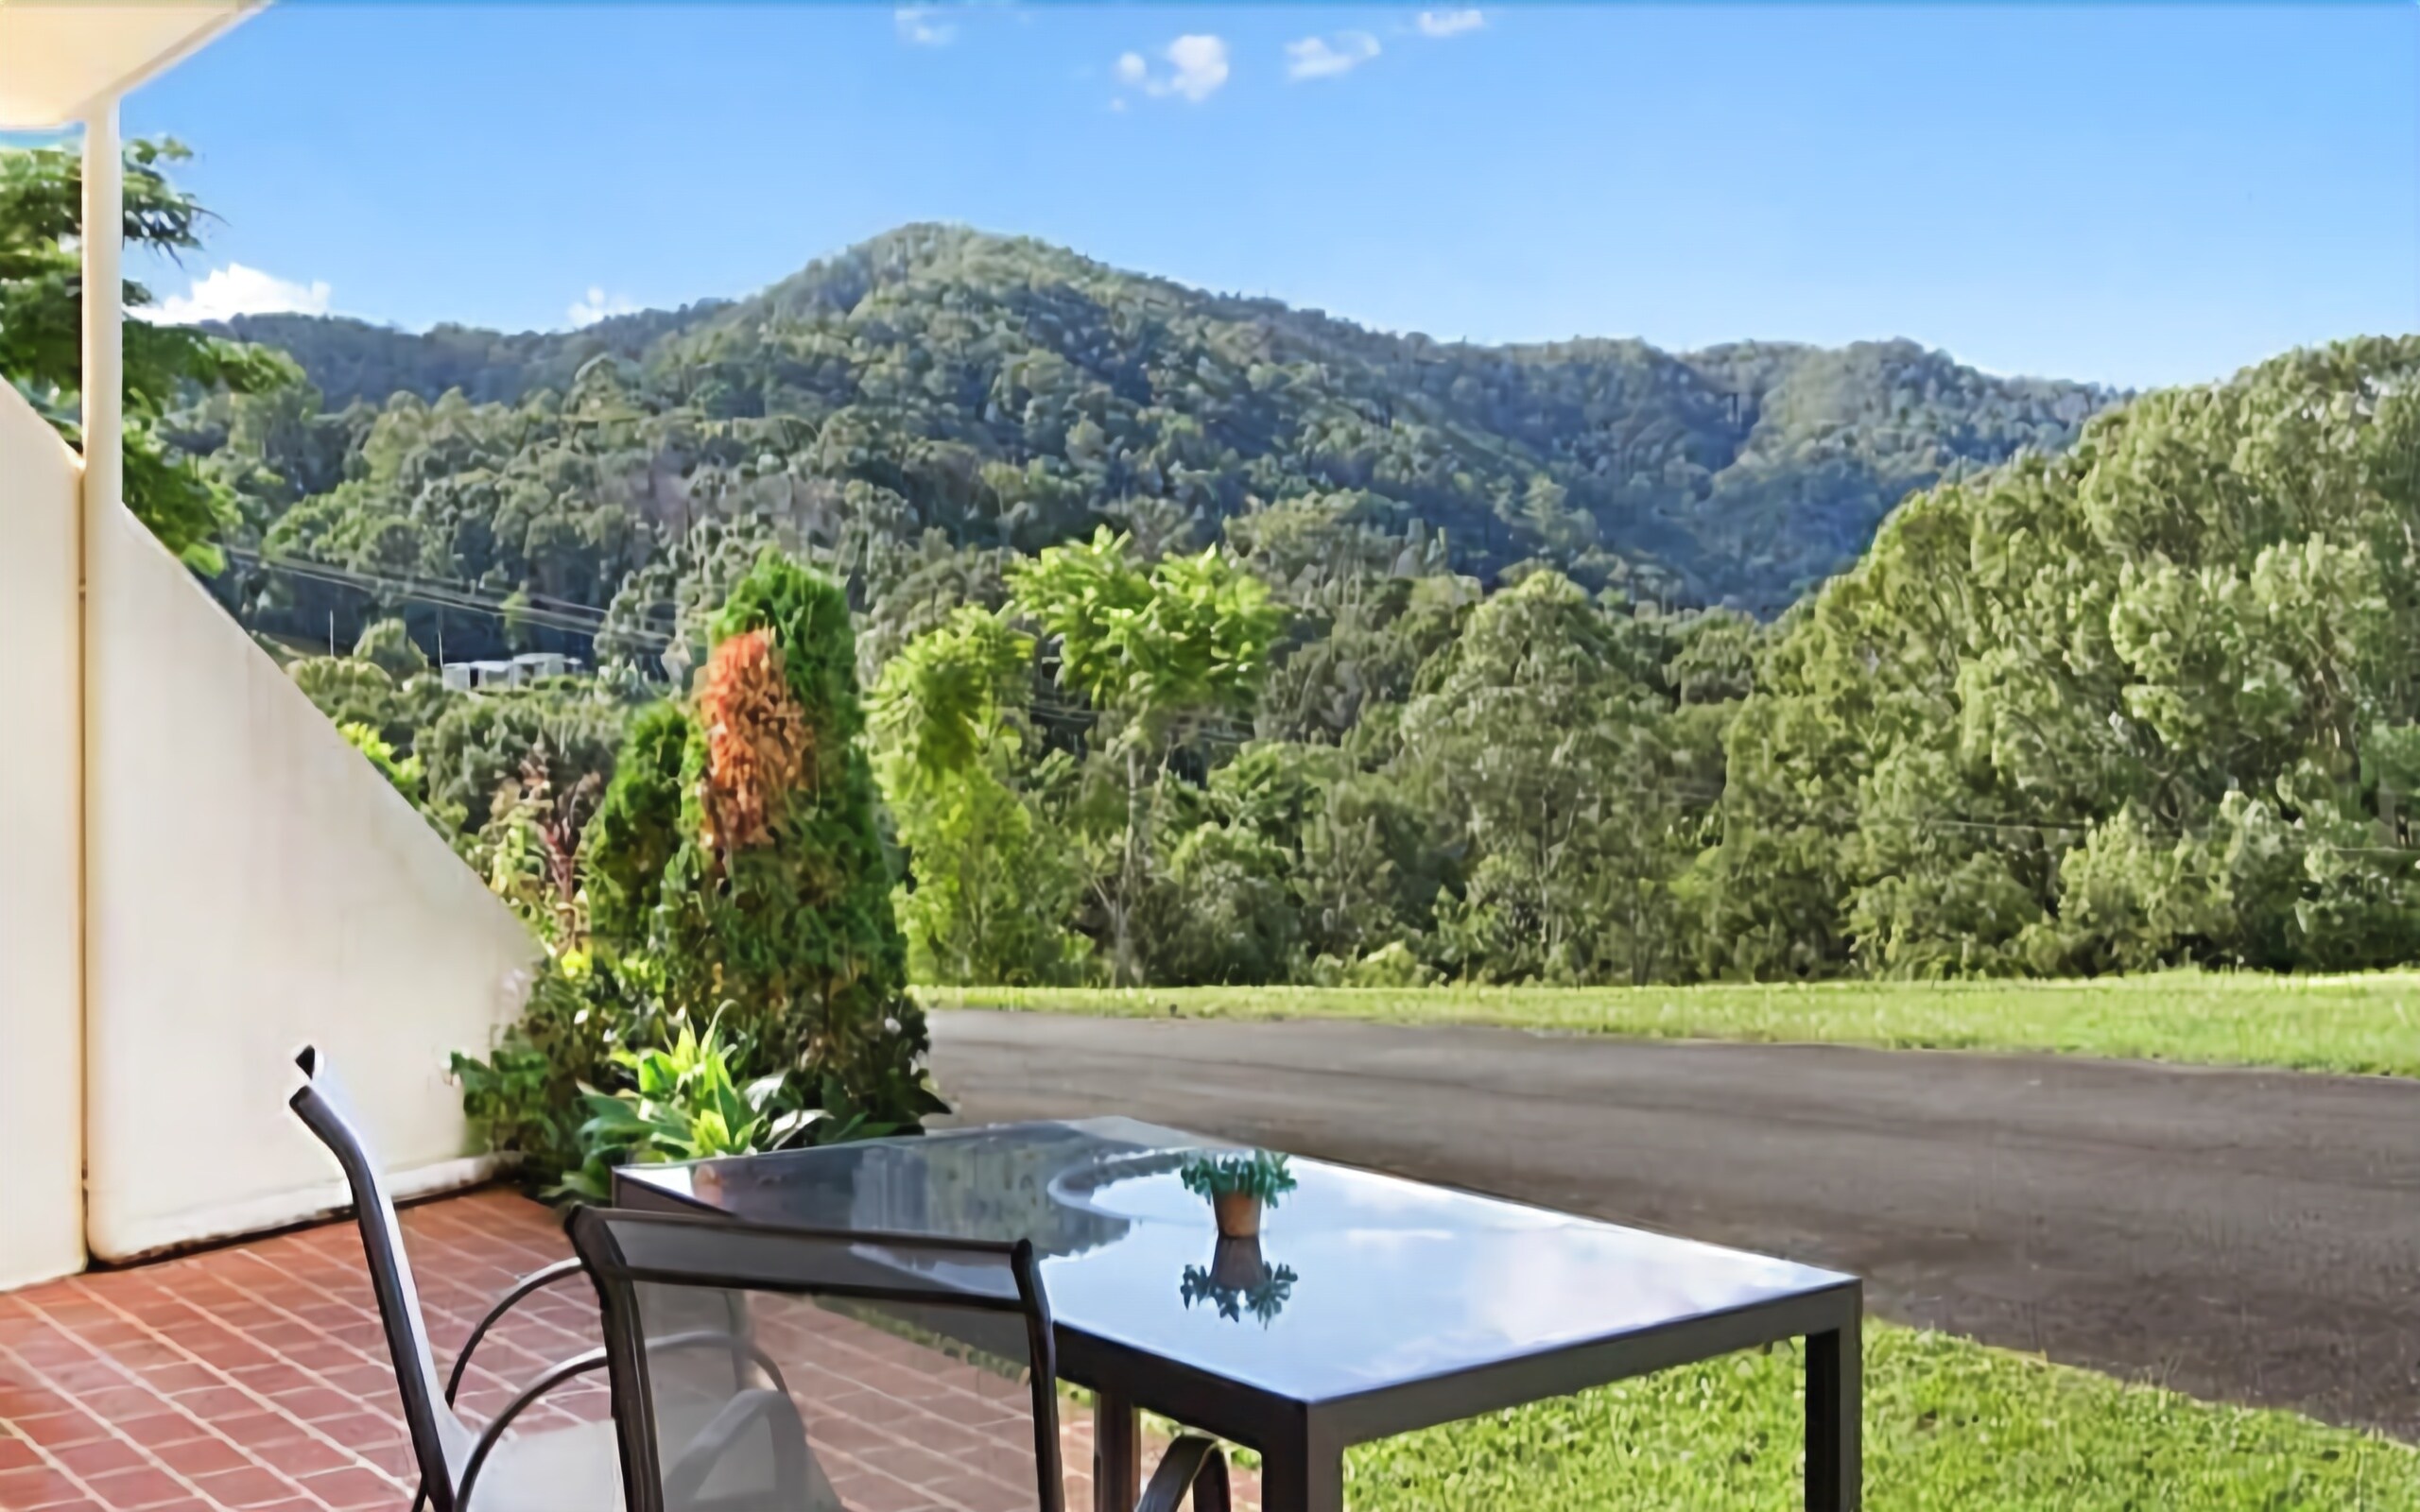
[{"xmin": 0, "ymin": 1189, "xmax": 1245, "ymax": 1512}]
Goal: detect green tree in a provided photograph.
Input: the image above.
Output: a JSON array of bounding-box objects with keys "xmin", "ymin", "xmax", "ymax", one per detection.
[
  {"xmin": 352, "ymin": 617, "xmax": 428, "ymax": 680},
  {"xmin": 0, "ymin": 138, "xmax": 297, "ymax": 568},
  {"xmin": 871, "ymin": 605, "xmax": 1086, "ymax": 985},
  {"xmin": 1009, "ymin": 528, "xmax": 1286, "ymax": 983},
  {"xmin": 418, "ymin": 682, "xmax": 632, "ymax": 842},
  {"xmin": 1713, "ymin": 337, "xmax": 2420, "ymax": 977},
  {"xmin": 1404, "ymin": 573, "xmax": 1698, "ymax": 984}
]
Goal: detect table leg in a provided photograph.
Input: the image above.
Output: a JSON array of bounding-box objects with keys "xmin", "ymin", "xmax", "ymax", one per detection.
[
  {"xmin": 1806, "ymin": 1310, "xmax": 1862, "ymax": 1511},
  {"xmin": 1259, "ymin": 1435, "xmax": 1344, "ymax": 1512},
  {"xmin": 1094, "ymin": 1390, "xmax": 1140, "ymax": 1512}
]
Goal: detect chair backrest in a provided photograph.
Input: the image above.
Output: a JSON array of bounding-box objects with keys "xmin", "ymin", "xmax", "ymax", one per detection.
[
  {"xmin": 288, "ymin": 1046, "xmax": 471, "ymax": 1507},
  {"xmin": 569, "ymin": 1206, "xmax": 1065, "ymax": 1512}
]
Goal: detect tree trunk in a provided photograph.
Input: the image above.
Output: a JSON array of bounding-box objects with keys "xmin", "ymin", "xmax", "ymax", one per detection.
[{"xmin": 1114, "ymin": 742, "xmax": 1146, "ymax": 987}]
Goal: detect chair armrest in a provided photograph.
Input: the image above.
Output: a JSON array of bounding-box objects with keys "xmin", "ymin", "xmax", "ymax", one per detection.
[
  {"xmin": 1136, "ymin": 1435, "xmax": 1231, "ymax": 1512},
  {"xmin": 640, "ymin": 1327, "xmax": 795, "ymax": 1398},
  {"xmin": 455, "ymin": 1348, "xmax": 610, "ymax": 1510},
  {"xmin": 444, "ymin": 1258, "xmax": 591, "ymax": 1406}
]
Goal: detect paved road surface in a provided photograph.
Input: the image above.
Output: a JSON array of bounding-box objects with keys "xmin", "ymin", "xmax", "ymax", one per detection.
[{"xmin": 929, "ymin": 1010, "xmax": 2420, "ymax": 1437}]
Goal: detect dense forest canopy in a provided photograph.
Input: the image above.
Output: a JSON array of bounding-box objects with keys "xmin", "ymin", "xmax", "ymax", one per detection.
[
  {"xmin": 174, "ymin": 227, "xmax": 2418, "ymax": 988},
  {"xmin": 277, "ymin": 335, "xmax": 2420, "ymax": 992},
  {"xmin": 193, "ymin": 223, "xmax": 2117, "ymax": 643},
  {"xmin": 1709, "ymin": 336, "xmax": 2420, "ymax": 979}
]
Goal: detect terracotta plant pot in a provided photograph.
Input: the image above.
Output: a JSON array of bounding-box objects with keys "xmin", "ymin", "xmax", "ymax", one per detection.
[
  {"xmin": 1210, "ymin": 1235, "xmax": 1266, "ymax": 1292},
  {"xmin": 1213, "ymin": 1191, "xmax": 1263, "ymax": 1240}
]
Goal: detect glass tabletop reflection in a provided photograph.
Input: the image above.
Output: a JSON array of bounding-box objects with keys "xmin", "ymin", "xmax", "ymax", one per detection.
[{"xmin": 614, "ymin": 1117, "xmax": 1853, "ymax": 1406}]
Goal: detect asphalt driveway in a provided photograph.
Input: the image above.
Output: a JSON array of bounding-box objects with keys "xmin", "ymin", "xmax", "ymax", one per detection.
[{"xmin": 930, "ymin": 1009, "xmax": 2420, "ymax": 1437}]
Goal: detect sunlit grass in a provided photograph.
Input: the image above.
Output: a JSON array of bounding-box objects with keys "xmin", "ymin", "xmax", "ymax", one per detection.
[
  {"xmin": 925, "ymin": 970, "xmax": 2420, "ymax": 1078},
  {"xmin": 1338, "ymin": 1323, "xmax": 2419, "ymax": 1509}
]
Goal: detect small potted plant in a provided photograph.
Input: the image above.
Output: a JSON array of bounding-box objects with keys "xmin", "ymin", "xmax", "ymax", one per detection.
[
  {"xmin": 1182, "ymin": 1245, "xmax": 1299, "ymax": 1326},
  {"xmin": 1180, "ymin": 1149, "xmax": 1297, "ymax": 1239}
]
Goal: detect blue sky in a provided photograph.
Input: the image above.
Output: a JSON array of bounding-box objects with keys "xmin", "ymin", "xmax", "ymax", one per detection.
[{"xmin": 79, "ymin": 3, "xmax": 2420, "ymax": 387}]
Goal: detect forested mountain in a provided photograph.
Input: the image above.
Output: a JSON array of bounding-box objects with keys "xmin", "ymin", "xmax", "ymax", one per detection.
[
  {"xmin": 282, "ymin": 335, "xmax": 2420, "ymax": 995},
  {"xmin": 216, "ymin": 301, "xmax": 726, "ymax": 408},
  {"xmin": 199, "ymin": 224, "xmax": 2116, "ymax": 631},
  {"xmin": 18, "ymin": 143, "xmax": 2417, "ymax": 1018},
  {"xmin": 197, "ymin": 218, "xmax": 2416, "ymax": 988}
]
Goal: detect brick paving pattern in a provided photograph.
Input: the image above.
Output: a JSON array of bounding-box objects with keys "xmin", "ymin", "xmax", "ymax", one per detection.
[{"xmin": 0, "ymin": 1190, "xmax": 1253, "ymax": 1512}]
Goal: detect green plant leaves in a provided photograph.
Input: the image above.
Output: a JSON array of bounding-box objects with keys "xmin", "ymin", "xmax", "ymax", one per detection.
[{"xmin": 1179, "ymin": 1150, "xmax": 1299, "ymax": 1207}]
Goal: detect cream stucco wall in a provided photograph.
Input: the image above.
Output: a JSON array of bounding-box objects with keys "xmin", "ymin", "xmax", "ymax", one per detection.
[
  {"xmin": 0, "ymin": 388, "xmax": 88, "ymax": 1290},
  {"xmin": 82, "ymin": 490, "xmax": 540, "ymax": 1263}
]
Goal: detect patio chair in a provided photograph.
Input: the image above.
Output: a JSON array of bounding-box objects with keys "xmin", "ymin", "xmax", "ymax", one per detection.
[
  {"xmin": 289, "ymin": 1046, "xmax": 620, "ymax": 1512},
  {"xmin": 568, "ymin": 1204, "xmax": 1232, "ymax": 1512},
  {"xmin": 289, "ymin": 1046, "xmax": 1228, "ymax": 1512}
]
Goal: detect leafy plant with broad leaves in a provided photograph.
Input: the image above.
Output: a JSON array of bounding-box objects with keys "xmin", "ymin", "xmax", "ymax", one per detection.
[{"xmin": 554, "ymin": 1013, "xmax": 900, "ymax": 1201}]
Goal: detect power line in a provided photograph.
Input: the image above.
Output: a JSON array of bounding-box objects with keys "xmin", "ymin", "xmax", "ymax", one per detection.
[{"xmin": 220, "ymin": 545, "xmax": 678, "ymax": 648}]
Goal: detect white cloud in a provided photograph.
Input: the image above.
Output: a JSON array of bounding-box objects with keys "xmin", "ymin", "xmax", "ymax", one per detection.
[
  {"xmin": 894, "ymin": 6, "xmax": 956, "ymax": 45},
  {"xmin": 1114, "ymin": 33, "xmax": 1229, "ymax": 104},
  {"xmin": 1286, "ymin": 30, "xmax": 1380, "ymax": 81},
  {"xmin": 567, "ymin": 287, "xmax": 639, "ymax": 328},
  {"xmin": 1416, "ymin": 8, "xmax": 1485, "ymax": 39},
  {"xmin": 147, "ymin": 264, "xmax": 331, "ymax": 324},
  {"xmin": 1165, "ymin": 35, "xmax": 1230, "ymax": 100}
]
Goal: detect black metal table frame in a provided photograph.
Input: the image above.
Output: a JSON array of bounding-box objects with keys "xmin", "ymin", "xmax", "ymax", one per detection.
[
  {"xmin": 1071, "ymin": 1277, "xmax": 1861, "ymax": 1512},
  {"xmin": 614, "ymin": 1170, "xmax": 1862, "ymax": 1511}
]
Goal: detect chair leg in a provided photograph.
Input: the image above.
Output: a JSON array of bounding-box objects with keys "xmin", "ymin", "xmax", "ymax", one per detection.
[{"xmin": 1135, "ymin": 1435, "xmax": 1230, "ymax": 1512}]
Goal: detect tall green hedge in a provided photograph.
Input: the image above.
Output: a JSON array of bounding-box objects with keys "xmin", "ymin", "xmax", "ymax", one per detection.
[{"xmin": 586, "ymin": 552, "xmax": 942, "ymax": 1130}]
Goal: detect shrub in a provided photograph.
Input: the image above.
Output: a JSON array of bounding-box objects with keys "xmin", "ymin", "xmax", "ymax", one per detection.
[
  {"xmin": 588, "ymin": 552, "xmax": 944, "ymax": 1128},
  {"xmin": 1143, "ymin": 825, "xmax": 1301, "ymax": 985},
  {"xmin": 419, "ymin": 683, "xmax": 631, "ymax": 836},
  {"xmin": 337, "ymin": 720, "xmax": 423, "ymax": 803},
  {"xmin": 451, "ymin": 952, "xmax": 664, "ymax": 1186},
  {"xmin": 584, "ymin": 700, "xmax": 690, "ymax": 943},
  {"xmin": 460, "ymin": 554, "xmax": 944, "ymax": 1194},
  {"xmin": 473, "ymin": 747, "xmax": 604, "ymax": 948}
]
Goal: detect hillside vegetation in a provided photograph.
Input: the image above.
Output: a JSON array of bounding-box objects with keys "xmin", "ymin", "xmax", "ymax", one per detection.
[
  {"xmin": 202, "ymin": 223, "xmax": 2113, "ymax": 625},
  {"xmin": 163, "ymin": 218, "xmax": 2420, "ymax": 988}
]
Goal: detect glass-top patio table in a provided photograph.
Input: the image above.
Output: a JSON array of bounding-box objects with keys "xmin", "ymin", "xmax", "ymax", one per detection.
[{"xmin": 614, "ymin": 1117, "xmax": 1862, "ymax": 1511}]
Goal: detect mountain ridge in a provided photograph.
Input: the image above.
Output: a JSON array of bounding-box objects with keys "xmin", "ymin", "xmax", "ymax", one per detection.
[{"xmin": 212, "ymin": 222, "xmax": 2122, "ymax": 613}]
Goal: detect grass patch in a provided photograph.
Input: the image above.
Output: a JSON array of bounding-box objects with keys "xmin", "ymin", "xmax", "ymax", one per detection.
[
  {"xmin": 1073, "ymin": 1326, "xmax": 2418, "ymax": 1506},
  {"xmin": 1333, "ymin": 1323, "xmax": 2418, "ymax": 1509},
  {"xmin": 925, "ymin": 971, "xmax": 2420, "ymax": 1078}
]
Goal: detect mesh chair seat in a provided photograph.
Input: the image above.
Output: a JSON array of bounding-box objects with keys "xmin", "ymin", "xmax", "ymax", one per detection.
[{"xmin": 462, "ymin": 1417, "xmax": 622, "ymax": 1512}]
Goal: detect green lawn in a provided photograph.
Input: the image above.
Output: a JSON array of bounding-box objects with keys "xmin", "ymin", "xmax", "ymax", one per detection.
[
  {"xmin": 925, "ymin": 971, "xmax": 2420, "ymax": 1078},
  {"xmin": 1327, "ymin": 1322, "xmax": 2419, "ymax": 1509}
]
